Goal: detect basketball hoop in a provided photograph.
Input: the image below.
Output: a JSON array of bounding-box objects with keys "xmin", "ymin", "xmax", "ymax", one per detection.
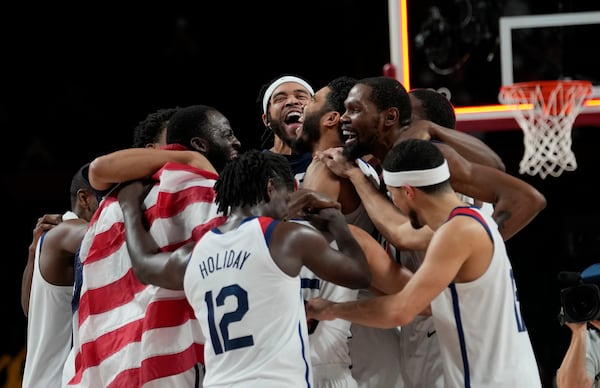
[{"xmin": 498, "ymin": 80, "xmax": 593, "ymax": 179}]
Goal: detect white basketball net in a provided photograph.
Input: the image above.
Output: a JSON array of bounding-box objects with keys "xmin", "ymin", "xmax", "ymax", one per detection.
[{"xmin": 498, "ymin": 81, "xmax": 592, "ymax": 179}]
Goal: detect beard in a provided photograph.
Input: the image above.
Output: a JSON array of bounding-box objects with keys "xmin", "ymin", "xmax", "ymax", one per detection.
[
  {"xmin": 408, "ymin": 208, "xmax": 424, "ymax": 230},
  {"xmin": 204, "ymin": 147, "xmax": 230, "ymax": 173},
  {"xmin": 291, "ymin": 137, "xmax": 311, "ymax": 154},
  {"xmin": 342, "ymin": 140, "xmax": 371, "ymax": 161},
  {"xmin": 269, "ymin": 120, "xmax": 295, "ymax": 148},
  {"xmin": 291, "ymin": 113, "xmax": 321, "ymax": 154}
]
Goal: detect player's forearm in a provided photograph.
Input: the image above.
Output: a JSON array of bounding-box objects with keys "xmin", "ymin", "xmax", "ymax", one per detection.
[
  {"xmin": 429, "ymin": 125, "xmax": 506, "ymax": 171},
  {"xmin": 493, "ymin": 187, "xmax": 546, "ymax": 240},
  {"xmin": 327, "ymin": 218, "xmax": 371, "ymax": 285},
  {"xmin": 89, "ymin": 149, "xmax": 212, "ymax": 191},
  {"xmin": 119, "ymin": 203, "xmax": 165, "ymax": 284},
  {"xmin": 21, "ymin": 246, "xmax": 35, "ymax": 317},
  {"xmin": 326, "ymin": 295, "xmax": 411, "ymax": 328},
  {"xmin": 346, "ymin": 168, "xmax": 430, "ymax": 250},
  {"xmin": 346, "ymin": 168, "xmax": 408, "ymax": 234}
]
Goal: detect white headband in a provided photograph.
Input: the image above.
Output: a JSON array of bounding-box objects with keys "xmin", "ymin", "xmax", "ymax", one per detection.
[
  {"xmin": 262, "ymin": 76, "xmax": 314, "ymax": 113},
  {"xmin": 383, "ymin": 160, "xmax": 450, "ymax": 187}
]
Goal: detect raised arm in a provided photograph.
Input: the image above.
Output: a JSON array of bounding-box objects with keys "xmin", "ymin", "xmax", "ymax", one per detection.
[
  {"xmin": 402, "ymin": 119, "xmax": 506, "ymax": 171},
  {"xmin": 348, "ymin": 224, "xmax": 414, "ymax": 296},
  {"xmin": 317, "ymin": 147, "xmax": 432, "ymax": 251},
  {"xmin": 435, "ymin": 142, "xmax": 546, "ymax": 240},
  {"xmin": 89, "ymin": 148, "xmax": 215, "ymax": 191},
  {"xmin": 271, "ymin": 207, "xmax": 371, "ymax": 290},
  {"xmin": 117, "ymin": 180, "xmax": 192, "ymax": 290}
]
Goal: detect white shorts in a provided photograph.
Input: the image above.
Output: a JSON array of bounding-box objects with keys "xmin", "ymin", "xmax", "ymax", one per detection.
[
  {"xmin": 398, "ymin": 315, "xmax": 444, "ymax": 388},
  {"xmin": 313, "ymin": 364, "xmax": 358, "ymax": 388}
]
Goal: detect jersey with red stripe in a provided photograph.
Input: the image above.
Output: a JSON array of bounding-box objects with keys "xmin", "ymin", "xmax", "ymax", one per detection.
[{"xmin": 65, "ymin": 162, "xmax": 225, "ymax": 388}]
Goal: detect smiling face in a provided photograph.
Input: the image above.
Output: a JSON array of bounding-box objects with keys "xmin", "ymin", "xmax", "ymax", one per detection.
[
  {"xmin": 340, "ymin": 83, "xmax": 383, "ymax": 161},
  {"xmin": 203, "ymin": 110, "xmax": 242, "ymax": 172},
  {"xmin": 293, "ymin": 86, "xmax": 331, "ymax": 154},
  {"xmin": 265, "ymin": 81, "xmax": 312, "ymax": 148}
]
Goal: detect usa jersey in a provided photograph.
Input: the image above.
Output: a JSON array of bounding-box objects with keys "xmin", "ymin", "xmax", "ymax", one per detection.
[
  {"xmin": 430, "ymin": 206, "xmax": 542, "ymax": 388},
  {"xmin": 184, "ymin": 216, "xmax": 313, "ymax": 388},
  {"xmin": 293, "ymin": 219, "xmax": 359, "ymax": 387}
]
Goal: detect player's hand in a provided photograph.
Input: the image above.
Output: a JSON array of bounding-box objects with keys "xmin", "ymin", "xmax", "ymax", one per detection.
[
  {"xmin": 117, "ymin": 180, "xmax": 153, "ymax": 213},
  {"xmin": 564, "ymin": 321, "xmax": 588, "ymax": 333},
  {"xmin": 305, "ymin": 297, "xmax": 336, "ymax": 321},
  {"xmin": 29, "ymin": 213, "xmax": 62, "ymax": 253},
  {"xmin": 303, "ymin": 207, "xmax": 346, "ymax": 232},
  {"xmin": 399, "ymin": 119, "xmax": 434, "ymax": 142},
  {"xmin": 33, "ymin": 214, "xmax": 62, "ymax": 236},
  {"xmin": 315, "ymin": 147, "xmax": 356, "ymax": 178},
  {"xmin": 287, "ymin": 189, "xmax": 340, "ymax": 219}
]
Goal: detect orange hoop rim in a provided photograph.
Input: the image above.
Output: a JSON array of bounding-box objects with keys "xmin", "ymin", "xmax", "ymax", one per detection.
[{"xmin": 500, "ymin": 80, "xmax": 593, "ymax": 99}]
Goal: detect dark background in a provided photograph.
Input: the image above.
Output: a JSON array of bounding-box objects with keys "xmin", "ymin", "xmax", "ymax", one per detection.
[{"xmin": 1, "ymin": 2, "xmax": 599, "ymax": 387}]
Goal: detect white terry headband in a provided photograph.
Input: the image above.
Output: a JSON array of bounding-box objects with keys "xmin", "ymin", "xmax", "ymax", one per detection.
[
  {"xmin": 383, "ymin": 160, "xmax": 450, "ymax": 187},
  {"xmin": 262, "ymin": 76, "xmax": 315, "ymax": 113}
]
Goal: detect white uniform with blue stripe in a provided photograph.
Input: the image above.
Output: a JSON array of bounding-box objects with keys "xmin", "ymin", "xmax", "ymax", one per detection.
[
  {"xmin": 430, "ymin": 207, "xmax": 542, "ymax": 388},
  {"xmin": 184, "ymin": 216, "xmax": 313, "ymax": 388},
  {"xmin": 294, "ymin": 218, "xmax": 359, "ymax": 388}
]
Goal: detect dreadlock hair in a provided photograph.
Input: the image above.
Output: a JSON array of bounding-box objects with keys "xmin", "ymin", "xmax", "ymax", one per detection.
[
  {"xmin": 358, "ymin": 76, "xmax": 412, "ymax": 128},
  {"xmin": 132, "ymin": 107, "xmax": 180, "ymax": 148},
  {"xmin": 325, "ymin": 76, "xmax": 357, "ymax": 114},
  {"xmin": 70, "ymin": 162, "xmax": 96, "ymax": 209},
  {"xmin": 383, "ymin": 139, "xmax": 449, "ymax": 194},
  {"xmin": 409, "ymin": 88, "xmax": 456, "ymax": 129},
  {"xmin": 214, "ymin": 150, "xmax": 295, "ymax": 215},
  {"xmin": 166, "ymin": 104, "xmax": 216, "ymax": 147}
]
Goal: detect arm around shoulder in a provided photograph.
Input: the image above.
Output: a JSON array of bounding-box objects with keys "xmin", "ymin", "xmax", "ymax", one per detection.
[{"xmin": 89, "ymin": 148, "xmax": 215, "ymax": 191}]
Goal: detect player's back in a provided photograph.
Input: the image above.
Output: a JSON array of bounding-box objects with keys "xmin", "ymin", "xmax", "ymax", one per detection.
[{"xmin": 185, "ymin": 216, "xmax": 313, "ymax": 388}]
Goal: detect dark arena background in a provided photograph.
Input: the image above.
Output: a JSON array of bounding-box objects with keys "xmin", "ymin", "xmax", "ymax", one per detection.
[{"xmin": 1, "ymin": 2, "xmax": 599, "ymax": 387}]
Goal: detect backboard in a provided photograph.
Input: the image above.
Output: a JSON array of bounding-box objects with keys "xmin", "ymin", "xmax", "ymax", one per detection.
[{"xmin": 387, "ymin": 0, "xmax": 600, "ymax": 131}]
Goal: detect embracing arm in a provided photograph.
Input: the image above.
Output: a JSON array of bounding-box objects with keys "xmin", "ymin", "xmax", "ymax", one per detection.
[
  {"xmin": 437, "ymin": 142, "xmax": 546, "ymax": 240},
  {"xmin": 426, "ymin": 122, "xmax": 505, "ymax": 171},
  {"xmin": 401, "ymin": 120, "xmax": 506, "ymax": 171},
  {"xmin": 345, "ymin": 167, "xmax": 433, "ymax": 250},
  {"xmin": 117, "ymin": 180, "xmax": 191, "ymax": 290},
  {"xmin": 273, "ymin": 209, "xmax": 370, "ymax": 289},
  {"xmin": 348, "ymin": 224, "xmax": 413, "ymax": 295},
  {"xmin": 306, "ymin": 250, "xmax": 449, "ymax": 328},
  {"xmin": 89, "ymin": 148, "xmax": 215, "ymax": 191},
  {"xmin": 307, "ymin": 216, "xmax": 478, "ymax": 327},
  {"xmin": 316, "ymin": 147, "xmax": 431, "ymax": 250},
  {"xmin": 21, "ymin": 213, "xmax": 63, "ymax": 317}
]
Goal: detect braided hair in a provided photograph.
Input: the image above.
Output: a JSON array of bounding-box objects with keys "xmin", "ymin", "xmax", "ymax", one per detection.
[{"xmin": 214, "ymin": 150, "xmax": 294, "ymax": 215}]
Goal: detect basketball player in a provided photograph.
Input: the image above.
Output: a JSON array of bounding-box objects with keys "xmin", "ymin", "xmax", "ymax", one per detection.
[
  {"xmin": 258, "ymin": 74, "xmax": 314, "ymax": 185},
  {"xmin": 21, "ymin": 163, "xmax": 99, "ymax": 388},
  {"xmin": 307, "ymin": 139, "xmax": 543, "ymax": 387},
  {"xmin": 117, "ymin": 149, "xmax": 371, "ymax": 387}
]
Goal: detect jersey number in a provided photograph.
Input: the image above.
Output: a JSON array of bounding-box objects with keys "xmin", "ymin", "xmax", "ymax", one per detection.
[{"xmin": 205, "ymin": 284, "xmax": 254, "ymax": 354}]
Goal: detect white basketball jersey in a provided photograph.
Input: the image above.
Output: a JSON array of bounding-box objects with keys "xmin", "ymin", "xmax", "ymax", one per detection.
[
  {"xmin": 430, "ymin": 207, "xmax": 542, "ymax": 388},
  {"xmin": 184, "ymin": 216, "xmax": 313, "ymax": 388},
  {"xmin": 294, "ymin": 219, "xmax": 359, "ymax": 387}
]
